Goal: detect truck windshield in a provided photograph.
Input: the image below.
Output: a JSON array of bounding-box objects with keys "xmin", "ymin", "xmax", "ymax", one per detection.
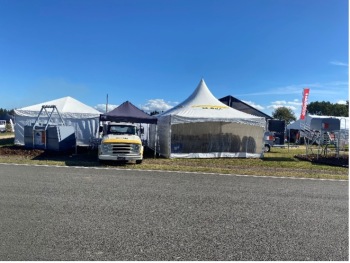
[{"xmin": 108, "ymin": 125, "xmax": 136, "ymax": 135}]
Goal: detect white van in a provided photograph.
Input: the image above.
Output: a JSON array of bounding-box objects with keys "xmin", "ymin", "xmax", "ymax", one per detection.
[{"xmin": 0, "ymin": 120, "xmax": 6, "ymax": 132}]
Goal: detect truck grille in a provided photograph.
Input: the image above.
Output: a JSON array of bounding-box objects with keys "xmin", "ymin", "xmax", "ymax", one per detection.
[
  {"xmin": 111, "ymin": 144, "xmax": 133, "ymax": 154},
  {"xmin": 106, "ymin": 143, "xmax": 141, "ymax": 155}
]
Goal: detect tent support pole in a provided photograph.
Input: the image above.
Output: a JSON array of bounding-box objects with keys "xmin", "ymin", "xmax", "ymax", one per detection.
[{"xmin": 154, "ymin": 125, "xmax": 157, "ymax": 158}]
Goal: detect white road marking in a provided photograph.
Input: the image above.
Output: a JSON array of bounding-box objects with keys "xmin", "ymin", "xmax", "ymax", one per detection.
[{"xmin": 0, "ymin": 162, "xmax": 347, "ymax": 182}]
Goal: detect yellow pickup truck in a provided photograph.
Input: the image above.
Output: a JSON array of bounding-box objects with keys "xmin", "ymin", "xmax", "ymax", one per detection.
[{"xmin": 98, "ymin": 122, "xmax": 143, "ymax": 164}]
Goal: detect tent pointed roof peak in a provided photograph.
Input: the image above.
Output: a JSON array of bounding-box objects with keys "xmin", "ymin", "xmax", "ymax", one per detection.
[
  {"xmin": 192, "ymin": 78, "xmax": 213, "ymax": 96},
  {"xmin": 186, "ymin": 78, "xmax": 219, "ymax": 102},
  {"xmin": 162, "ymin": 79, "xmax": 225, "ymax": 114}
]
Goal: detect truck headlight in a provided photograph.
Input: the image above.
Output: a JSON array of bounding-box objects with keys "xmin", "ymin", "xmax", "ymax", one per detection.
[
  {"xmin": 102, "ymin": 143, "xmax": 110, "ymax": 152},
  {"xmin": 131, "ymin": 144, "xmax": 141, "ymax": 153}
]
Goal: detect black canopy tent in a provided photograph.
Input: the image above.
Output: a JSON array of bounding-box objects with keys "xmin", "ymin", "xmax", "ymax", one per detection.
[
  {"xmin": 100, "ymin": 101, "xmax": 157, "ymax": 124},
  {"xmin": 99, "ymin": 101, "xmax": 158, "ymax": 157}
]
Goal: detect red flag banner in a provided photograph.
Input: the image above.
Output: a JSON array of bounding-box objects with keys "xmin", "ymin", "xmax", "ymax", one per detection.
[{"xmin": 300, "ymin": 88, "xmax": 310, "ymax": 120}]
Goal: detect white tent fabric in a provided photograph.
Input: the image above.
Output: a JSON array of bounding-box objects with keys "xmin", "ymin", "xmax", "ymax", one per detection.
[
  {"xmin": 287, "ymin": 114, "xmax": 349, "ymax": 130},
  {"xmin": 149, "ymin": 79, "xmax": 266, "ymax": 158},
  {"xmin": 14, "ymin": 96, "xmax": 101, "ymax": 146}
]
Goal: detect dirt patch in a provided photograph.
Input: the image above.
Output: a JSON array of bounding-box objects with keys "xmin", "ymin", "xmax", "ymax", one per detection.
[
  {"xmin": 295, "ymin": 154, "xmax": 349, "ymax": 168},
  {"xmin": 0, "ymin": 145, "xmax": 45, "ymax": 158},
  {"xmin": 0, "ymin": 145, "xmax": 100, "ymax": 167}
]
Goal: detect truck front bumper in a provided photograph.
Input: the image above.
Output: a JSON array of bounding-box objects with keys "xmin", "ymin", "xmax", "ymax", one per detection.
[{"xmin": 98, "ymin": 154, "xmax": 142, "ymax": 161}]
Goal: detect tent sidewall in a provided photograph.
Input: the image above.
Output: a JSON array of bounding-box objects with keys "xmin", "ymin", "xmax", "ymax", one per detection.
[
  {"xmin": 154, "ymin": 115, "xmax": 265, "ymax": 158},
  {"xmin": 14, "ymin": 112, "xmax": 99, "ymax": 146}
]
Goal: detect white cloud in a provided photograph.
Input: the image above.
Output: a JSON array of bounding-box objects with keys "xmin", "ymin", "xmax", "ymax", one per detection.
[
  {"xmin": 287, "ymin": 99, "xmax": 302, "ymax": 106},
  {"xmin": 271, "ymin": 100, "xmax": 287, "ymax": 105},
  {"xmin": 268, "ymin": 100, "xmax": 301, "ymax": 112},
  {"xmin": 267, "ymin": 104, "xmax": 297, "ymax": 111},
  {"xmin": 330, "ymin": 60, "xmax": 348, "ymax": 67},
  {"xmin": 140, "ymin": 99, "xmax": 178, "ymax": 113},
  {"xmin": 94, "ymin": 104, "xmax": 118, "ymax": 113},
  {"xmin": 241, "ymin": 100, "xmax": 265, "ymax": 111},
  {"xmin": 337, "ymin": 100, "xmax": 347, "ymax": 105}
]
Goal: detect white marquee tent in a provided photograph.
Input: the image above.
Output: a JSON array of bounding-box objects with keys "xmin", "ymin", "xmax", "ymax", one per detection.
[
  {"xmin": 149, "ymin": 79, "xmax": 266, "ymax": 158},
  {"xmin": 287, "ymin": 114, "xmax": 349, "ymax": 131},
  {"xmin": 14, "ymin": 96, "xmax": 101, "ymax": 146}
]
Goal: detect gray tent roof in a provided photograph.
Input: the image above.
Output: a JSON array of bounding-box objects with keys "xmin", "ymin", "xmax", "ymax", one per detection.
[
  {"xmin": 100, "ymin": 101, "xmax": 157, "ymax": 124},
  {"xmin": 219, "ymin": 95, "xmax": 272, "ymax": 120}
]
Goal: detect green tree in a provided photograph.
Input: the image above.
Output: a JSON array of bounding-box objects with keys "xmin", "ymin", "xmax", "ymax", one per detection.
[
  {"xmin": 0, "ymin": 108, "xmax": 15, "ymax": 122},
  {"xmin": 272, "ymin": 107, "xmax": 296, "ymax": 125},
  {"xmin": 307, "ymin": 101, "xmax": 348, "ymax": 117},
  {"xmin": 150, "ymin": 110, "xmax": 160, "ymax": 116},
  {"xmin": 0, "ymin": 108, "xmax": 12, "ymax": 120}
]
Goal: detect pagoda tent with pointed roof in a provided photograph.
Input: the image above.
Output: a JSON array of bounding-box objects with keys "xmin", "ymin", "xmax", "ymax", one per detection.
[
  {"xmin": 149, "ymin": 79, "xmax": 266, "ymax": 158},
  {"xmin": 14, "ymin": 96, "xmax": 101, "ymax": 146}
]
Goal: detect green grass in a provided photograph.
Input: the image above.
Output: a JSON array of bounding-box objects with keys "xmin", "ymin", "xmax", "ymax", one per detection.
[
  {"xmin": 137, "ymin": 147, "xmax": 348, "ymax": 179},
  {"xmin": 0, "ymin": 134, "xmax": 348, "ymax": 180}
]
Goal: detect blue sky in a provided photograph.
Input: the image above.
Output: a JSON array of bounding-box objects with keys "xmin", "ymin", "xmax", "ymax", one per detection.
[{"xmin": 0, "ymin": 0, "xmax": 348, "ymax": 117}]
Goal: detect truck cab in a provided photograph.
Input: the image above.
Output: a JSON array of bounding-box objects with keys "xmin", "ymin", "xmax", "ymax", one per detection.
[{"xmin": 98, "ymin": 122, "xmax": 143, "ymax": 164}]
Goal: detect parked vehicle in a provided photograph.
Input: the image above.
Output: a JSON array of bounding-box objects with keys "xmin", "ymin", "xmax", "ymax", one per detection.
[
  {"xmin": 264, "ymin": 131, "xmax": 275, "ymax": 152},
  {"xmin": 0, "ymin": 120, "xmax": 6, "ymax": 132},
  {"xmin": 98, "ymin": 122, "xmax": 144, "ymax": 164},
  {"xmin": 264, "ymin": 119, "xmax": 286, "ymax": 152}
]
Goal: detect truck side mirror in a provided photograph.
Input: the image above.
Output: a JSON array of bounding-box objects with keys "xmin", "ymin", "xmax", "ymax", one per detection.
[
  {"xmin": 140, "ymin": 127, "xmax": 144, "ymax": 134},
  {"xmin": 99, "ymin": 126, "xmax": 103, "ymax": 133}
]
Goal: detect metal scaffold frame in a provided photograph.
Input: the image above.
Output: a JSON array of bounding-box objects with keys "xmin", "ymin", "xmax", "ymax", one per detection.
[
  {"xmin": 31, "ymin": 105, "xmax": 66, "ymax": 149},
  {"xmin": 300, "ymin": 120, "xmax": 343, "ymax": 160}
]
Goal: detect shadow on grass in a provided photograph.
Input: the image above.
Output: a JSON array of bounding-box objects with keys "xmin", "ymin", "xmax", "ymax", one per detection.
[
  {"xmin": 31, "ymin": 147, "xmax": 101, "ymax": 167},
  {"xmin": 31, "ymin": 147, "xmax": 159, "ymax": 167},
  {"xmin": 295, "ymin": 154, "xmax": 349, "ymax": 168},
  {"xmin": 0, "ymin": 141, "xmax": 160, "ymax": 167},
  {"xmin": 0, "ymin": 137, "xmax": 15, "ymax": 147}
]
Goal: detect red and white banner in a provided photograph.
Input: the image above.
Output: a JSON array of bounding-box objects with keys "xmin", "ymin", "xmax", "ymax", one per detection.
[{"xmin": 300, "ymin": 88, "xmax": 310, "ymax": 120}]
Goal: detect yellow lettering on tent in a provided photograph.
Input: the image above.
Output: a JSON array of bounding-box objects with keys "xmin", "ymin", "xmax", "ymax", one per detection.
[{"xmin": 191, "ymin": 105, "xmax": 229, "ymax": 110}]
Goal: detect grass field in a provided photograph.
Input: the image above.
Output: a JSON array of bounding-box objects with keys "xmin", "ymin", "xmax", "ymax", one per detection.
[{"xmin": 0, "ymin": 133, "xmax": 348, "ymax": 180}]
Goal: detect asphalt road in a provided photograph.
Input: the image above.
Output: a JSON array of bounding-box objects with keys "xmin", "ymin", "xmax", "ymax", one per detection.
[{"xmin": 0, "ymin": 163, "xmax": 348, "ymax": 261}]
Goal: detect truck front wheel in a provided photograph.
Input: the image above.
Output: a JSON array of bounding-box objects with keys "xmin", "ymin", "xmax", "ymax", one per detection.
[{"xmin": 136, "ymin": 160, "xmax": 142, "ymax": 164}]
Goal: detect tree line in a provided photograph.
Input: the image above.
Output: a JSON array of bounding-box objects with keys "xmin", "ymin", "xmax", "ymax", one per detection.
[
  {"xmin": 307, "ymin": 101, "xmax": 348, "ymax": 117},
  {"xmin": 272, "ymin": 101, "xmax": 349, "ymax": 124},
  {"xmin": 0, "ymin": 108, "xmax": 15, "ymax": 120}
]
